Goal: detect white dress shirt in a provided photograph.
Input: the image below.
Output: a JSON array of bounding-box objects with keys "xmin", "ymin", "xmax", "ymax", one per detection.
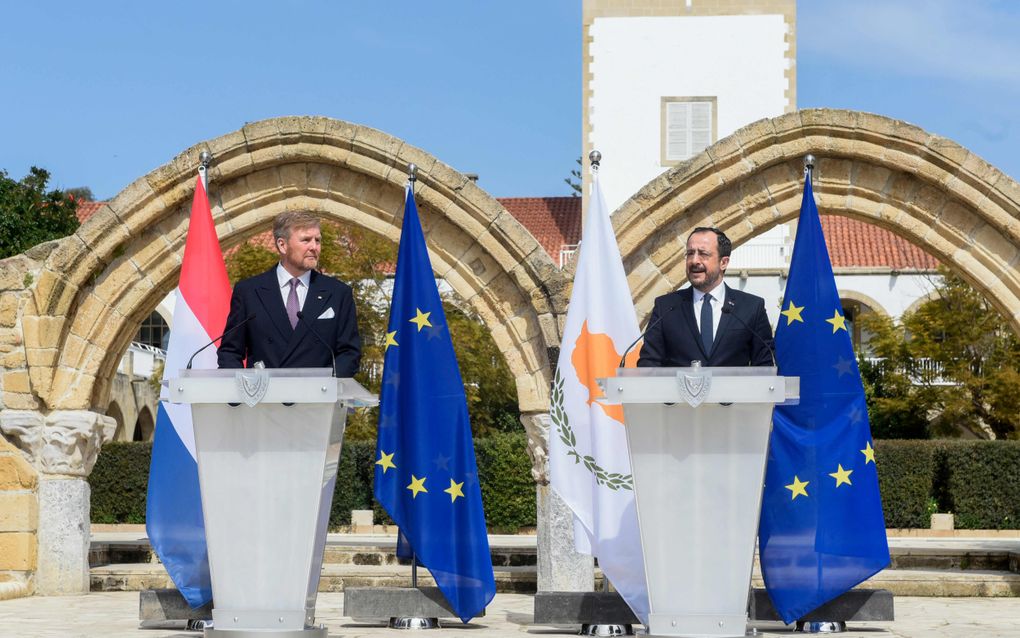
[
  {"xmin": 277, "ymin": 264, "xmax": 311, "ymax": 310},
  {"xmin": 693, "ymin": 281, "xmax": 726, "ymax": 344}
]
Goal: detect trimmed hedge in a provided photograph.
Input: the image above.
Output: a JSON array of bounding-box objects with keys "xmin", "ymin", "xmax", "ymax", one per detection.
[
  {"xmin": 939, "ymin": 440, "xmax": 1020, "ymax": 529},
  {"xmin": 91, "ymin": 432, "xmax": 537, "ymax": 532},
  {"xmin": 874, "ymin": 440, "xmax": 936, "ymax": 528},
  {"xmin": 89, "ymin": 438, "xmax": 1020, "ymax": 531},
  {"xmin": 88, "ymin": 442, "xmax": 152, "ymax": 524}
]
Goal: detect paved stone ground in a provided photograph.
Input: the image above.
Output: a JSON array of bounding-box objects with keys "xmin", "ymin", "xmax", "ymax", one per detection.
[{"xmin": 2, "ymin": 592, "xmax": 1020, "ymax": 638}]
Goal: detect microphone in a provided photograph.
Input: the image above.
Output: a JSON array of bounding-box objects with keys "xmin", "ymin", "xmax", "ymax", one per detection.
[
  {"xmin": 186, "ymin": 313, "xmax": 256, "ymax": 369},
  {"xmin": 618, "ymin": 305, "xmax": 677, "ymax": 368},
  {"xmin": 721, "ymin": 300, "xmax": 777, "ymax": 368},
  {"xmin": 296, "ymin": 311, "xmax": 337, "ymax": 377}
]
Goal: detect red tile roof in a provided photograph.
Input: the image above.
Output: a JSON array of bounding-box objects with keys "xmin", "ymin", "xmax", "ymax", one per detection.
[
  {"xmin": 74, "ymin": 200, "xmax": 105, "ymax": 224},
  {"xmin": 75, "ymin": 198, "xmax": 937, "ymax": 271},
  {"xmin": 821, "ymin": 216, "xmax": 939, "ymax": 270},
  {"xmin": 498, "ymin": 197, "xmax": 581, "ymax": 265}
]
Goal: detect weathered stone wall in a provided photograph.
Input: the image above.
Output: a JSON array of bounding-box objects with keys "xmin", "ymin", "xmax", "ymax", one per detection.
[{"xmin": 0, "ymin": 435, "xmax": 37, "ymax": 599}]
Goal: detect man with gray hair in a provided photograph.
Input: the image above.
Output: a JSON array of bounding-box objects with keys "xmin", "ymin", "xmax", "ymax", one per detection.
[{"xmin": 218, "ymin": 211, "xmax": 361, "ymax": 376}]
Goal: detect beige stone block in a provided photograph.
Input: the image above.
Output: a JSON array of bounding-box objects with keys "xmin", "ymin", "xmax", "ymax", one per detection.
[
  {"xmin": 323, "ymin": 119, "xmax": 359, "ymax": 146},
  {"xmin": 47, "ymin": 369, "xmax": 93, "ymax": 411},
  {"xmin": 0, "ymin": 451, "xmax": 36, "ymax": 490},
  {"xmin": 0, "ymin": 532, "xmax": 36, "ymax": 570},
  {"xmin": 21, "ymin": 316, "xmax": 64, "ymax": 351},
  {"xmin": 428, "ymin": 158, "xmax": 470, "ymax": 195},
  {"xmin": 971, "ymin": 224, "xmax": 1019, "ymax": 268},
  {"xmin": 938, "ymin": 201, "xmax": 980, "ymax": 242},
  {"xmin": 43, "ymin": 239, "xmax": 100, "ymax": 297},
  {"xmin": 0, "ymin": 492, "xmax": 37, "ymax": 531},
  {"xmin": 885, "ymin": 171, "xmax": 921, "ymax": 204},
  {"xmin": 105, "ymin": 177, "xmax": 158, "ymax": 225},
  {"xmin": 2, "ymin": 392, "xmax": 38, "ymax": 411},
  {"xmin": 352, "ymin": 124, "xmax": 404, "ymax": 161},
  {"xmin": 242, "ymin": 118, "xmax": 283, "ymax": 147},
  {"xmin": 31, "ymin": 270, "xmax": 78, "ymax": 319},
  {"xmin": 2, "ymin": 371, "xmax": 30, "ymax": 394},
  {"xmin": 0, "ymin": 294, "xmax": 21, "ymax": 330},
  {"xmin": 537, "ymin": 312, "xmax": 562, "ymax": 348},
  {"xmin": 2, "ymin": 349, "xmax": 25, "ymax": 369},
  {"xmin": 0, "ymin": 256, "xmax": 37, "ymax": 292},
  {"xmin": 278, "ymin": 162, "xmax": 309, "ymax": 196}
]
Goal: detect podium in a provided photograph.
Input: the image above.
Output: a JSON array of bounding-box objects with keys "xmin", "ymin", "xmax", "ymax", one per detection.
[
  {"xmin": 170, "ymin": 368, "xmax": 377, "ymax": 637},
  {"xmin": 598, "ymin": 365, "xmax": 798, "ymax": 638}
]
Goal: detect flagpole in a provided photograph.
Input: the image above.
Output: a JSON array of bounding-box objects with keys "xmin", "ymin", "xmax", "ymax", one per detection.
[
  {"xmin": 388, "ymin": 160, "xmax": 440, "ymax": 631},
  {"xmin": 198, "ymin": 150, "xmax": 212, "ymax": 191}
]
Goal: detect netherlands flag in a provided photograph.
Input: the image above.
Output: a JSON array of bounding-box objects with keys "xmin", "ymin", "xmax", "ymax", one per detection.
[{"xmin": 145, "ymin": 175, "xmax": 231, "ymax": 607}]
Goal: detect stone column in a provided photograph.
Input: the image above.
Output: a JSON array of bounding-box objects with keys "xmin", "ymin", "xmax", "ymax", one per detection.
[
  {"xmin": 521, "ymin": 412, "xmax": 594, "ymax": 592},
  {"xmin": 1, "ymin": 409, "xmax": 115, "ymax": 595}
]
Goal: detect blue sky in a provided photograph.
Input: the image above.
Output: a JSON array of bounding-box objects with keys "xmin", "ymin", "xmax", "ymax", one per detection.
[{"xmin": 1, "ymin": 1, "xmax": 1018, "ymax": 200}]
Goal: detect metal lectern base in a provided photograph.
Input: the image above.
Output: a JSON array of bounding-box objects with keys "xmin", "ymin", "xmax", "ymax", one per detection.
[
  {"xmin": 795, "ymin": 621, "xmax": 847, "ymax": 633},
  {"xmin": 206, "ymin": 628, "xmax": 327, "ymax": 638},
  {"xmin": 389, "ymin": 617, "xmax": 440, "ymax": 629},
  {"xmin": 580, "ymin": 623, "xmax": 634, "ymax": 636}
]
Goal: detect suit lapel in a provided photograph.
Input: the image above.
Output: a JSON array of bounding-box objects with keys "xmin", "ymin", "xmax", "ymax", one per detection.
[
  {"xmin": 255, "ymin": 267, "xmax": 293, "ymax": 342},
  {"xmin": 708, "ymin": 284, "xmax": 736, "ymax": 359},
  {"xmin": 678, "ymin": 287, "xmax": 710, "ymax": 360},
  {"xmin": 281, "ymin": 270, "xmax": 334, "ymax": 363}
]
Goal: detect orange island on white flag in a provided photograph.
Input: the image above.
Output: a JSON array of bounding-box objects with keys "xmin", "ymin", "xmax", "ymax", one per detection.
[{"xmin": 549, "ymin": 166, "xmax": 649, "ymax": 622}]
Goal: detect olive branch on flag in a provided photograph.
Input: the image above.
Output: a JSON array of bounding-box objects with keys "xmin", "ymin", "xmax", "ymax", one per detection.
[{"xmin": 550, "ymin": 368, "xmax": 633, "ymax": 491}]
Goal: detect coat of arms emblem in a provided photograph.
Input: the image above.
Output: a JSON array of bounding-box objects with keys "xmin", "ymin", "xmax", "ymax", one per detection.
[
  {"xmin": 677, "ymin": 366, "xmax": 712, "ymax": 407},
  {"xmin": 235, "ymin": 368, "xmax": 270, "ymax": 407}
]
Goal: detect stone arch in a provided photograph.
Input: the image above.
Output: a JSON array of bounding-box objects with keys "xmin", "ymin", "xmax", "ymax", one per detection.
[
  {"xmin": 614, "ymin": 109, "xmax": 1020, "ymax": 336},
  {"xmin": 106, "ymin": 402, "xmax": 126, "ymax": 442},
  {"xmin": 836, "ymin": 290, "xmax": 888, "ymax": 318},
  {"xmin": 134, "ymin": 406, "xmax": 154, "ymax": 442},
  {"xmin": 15, "ymin": 117, "xmax": 565, "ymax": 423}
]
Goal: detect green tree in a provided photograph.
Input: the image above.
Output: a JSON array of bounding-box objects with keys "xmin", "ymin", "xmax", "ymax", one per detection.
[
  {"xmin": 0, "ymin": 167, "xmax": 80, "ymax": 258},
  {"xmin": 859, "ymin": 268, "xmax": 1020, "ymax": 440}
]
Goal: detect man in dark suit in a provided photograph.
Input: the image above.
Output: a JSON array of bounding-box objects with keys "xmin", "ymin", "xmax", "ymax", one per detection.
[
  {"xmin": 218, "ymin": 211, "xmax": 361, "ymax": 376},
  {"xmin": 637, "ymin": 227, "xmax": 773, "ymax": 368}
]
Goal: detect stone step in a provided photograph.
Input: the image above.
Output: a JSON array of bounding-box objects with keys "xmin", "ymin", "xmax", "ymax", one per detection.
[
  {"xmin": 90, "ymin": 562, "xmax": 1020, "ymax": 598},
  {"xmin": 90, "ymin": 539, "xmax": 1013, "ymax": 573},
  {"xmin": 90, "ymin": 563, "xmax": 540, "ymax": 595},
  {"xmin": 90, "ymin": 541, "xmax": 537, "ymax": 569}
]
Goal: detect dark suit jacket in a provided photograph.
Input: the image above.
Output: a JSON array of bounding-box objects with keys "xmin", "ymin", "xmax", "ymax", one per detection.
[
  {"xmin": 637, "ymin": 284, "xmax": 774, "ymax": 368},
  {"xmin": 217, "ymin": 267, "xmax": 361, "ymax": 377}
]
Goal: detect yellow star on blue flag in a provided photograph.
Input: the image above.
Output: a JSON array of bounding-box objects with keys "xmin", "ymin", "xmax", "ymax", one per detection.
[
  {"xmin": 373, "ymin": 186, "xmax": 495, "ymax": 623},
  {"xmin": 758, "ymin": 174, "xmax": 889, "ymax": 623}
]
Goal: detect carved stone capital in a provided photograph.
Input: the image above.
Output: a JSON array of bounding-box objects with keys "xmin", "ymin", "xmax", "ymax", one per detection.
[
  {"xmin": 0, "ymin": 409, "xmax": 116, "ymax": 477},
  {"xmin": 520, "ymin": 412, "xmax": 551, "ymax": 486}
]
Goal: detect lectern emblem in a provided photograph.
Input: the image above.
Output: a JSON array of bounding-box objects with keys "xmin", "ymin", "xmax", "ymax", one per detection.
[
  {"xmin": 235, "ymin": 368, "xmax": 270, "ymax": 407},
  {"xmin": 677, "ymin": 369, "xmax": 712, "ymax": 407}
]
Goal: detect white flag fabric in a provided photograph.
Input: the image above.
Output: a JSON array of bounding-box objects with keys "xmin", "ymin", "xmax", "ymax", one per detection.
[{"xmin": 549, "ymin": 170, "xmax": 649, "ymax": 621}]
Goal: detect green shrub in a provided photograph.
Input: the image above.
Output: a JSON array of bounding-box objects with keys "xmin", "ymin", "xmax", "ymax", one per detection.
[
  {"xmin": 873, "ymin": 440, "xmax": 937, "ymax": 528},
  {"xmin": 938, "ymin": 440, "xmax": 1020, "ymax": 529},
  {"xmin": 475, "ymin": 432, "xmax": 537, "ymax": 531},
  {"xmin": 88, "ymin": 442, "xmax": 151, "ymax": 524}
]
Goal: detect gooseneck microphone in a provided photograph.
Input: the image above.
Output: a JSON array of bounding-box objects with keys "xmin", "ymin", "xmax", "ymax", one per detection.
[
  {"xmin": 618, "ymin": 305, "xmax": 677, "ymax": 368},
  {"xmin": 721, "ymin": 300, "xmax": 777, "ymax": 368},
  {"xmin": 186, "ymin": 313, "xmax": 257, "ymax": 369},
  {"xmin": 296, "ymin": 311, "xmax": 337, "ymax": 377}
]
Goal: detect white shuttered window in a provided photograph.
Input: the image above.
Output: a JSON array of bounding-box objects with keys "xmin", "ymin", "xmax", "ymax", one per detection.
[{"xmin": 662, "ymin": 97, "xmax": 716, "ymax": 164}]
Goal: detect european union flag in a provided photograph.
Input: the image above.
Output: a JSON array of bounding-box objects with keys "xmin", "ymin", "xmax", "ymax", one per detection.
[
  {"xmin": 373, "ymin": 187, "xmax": 496, "ymax": 623},
  {"xmin": 758, "ymin": 175, "xmax": 890, "ymax": 623}
]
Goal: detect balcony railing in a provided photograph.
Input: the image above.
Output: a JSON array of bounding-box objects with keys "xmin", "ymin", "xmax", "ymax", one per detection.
[
  {"xmin": 118, "ymin": 342, "xmax": 167, "ymax": 379},
  {"xmin": 726, "ymin": 242, "xmax": 789, "ymax": 270},
  {"xmin": 861, "ymin": 357, "xmax": 958, "ymax": 386}
]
